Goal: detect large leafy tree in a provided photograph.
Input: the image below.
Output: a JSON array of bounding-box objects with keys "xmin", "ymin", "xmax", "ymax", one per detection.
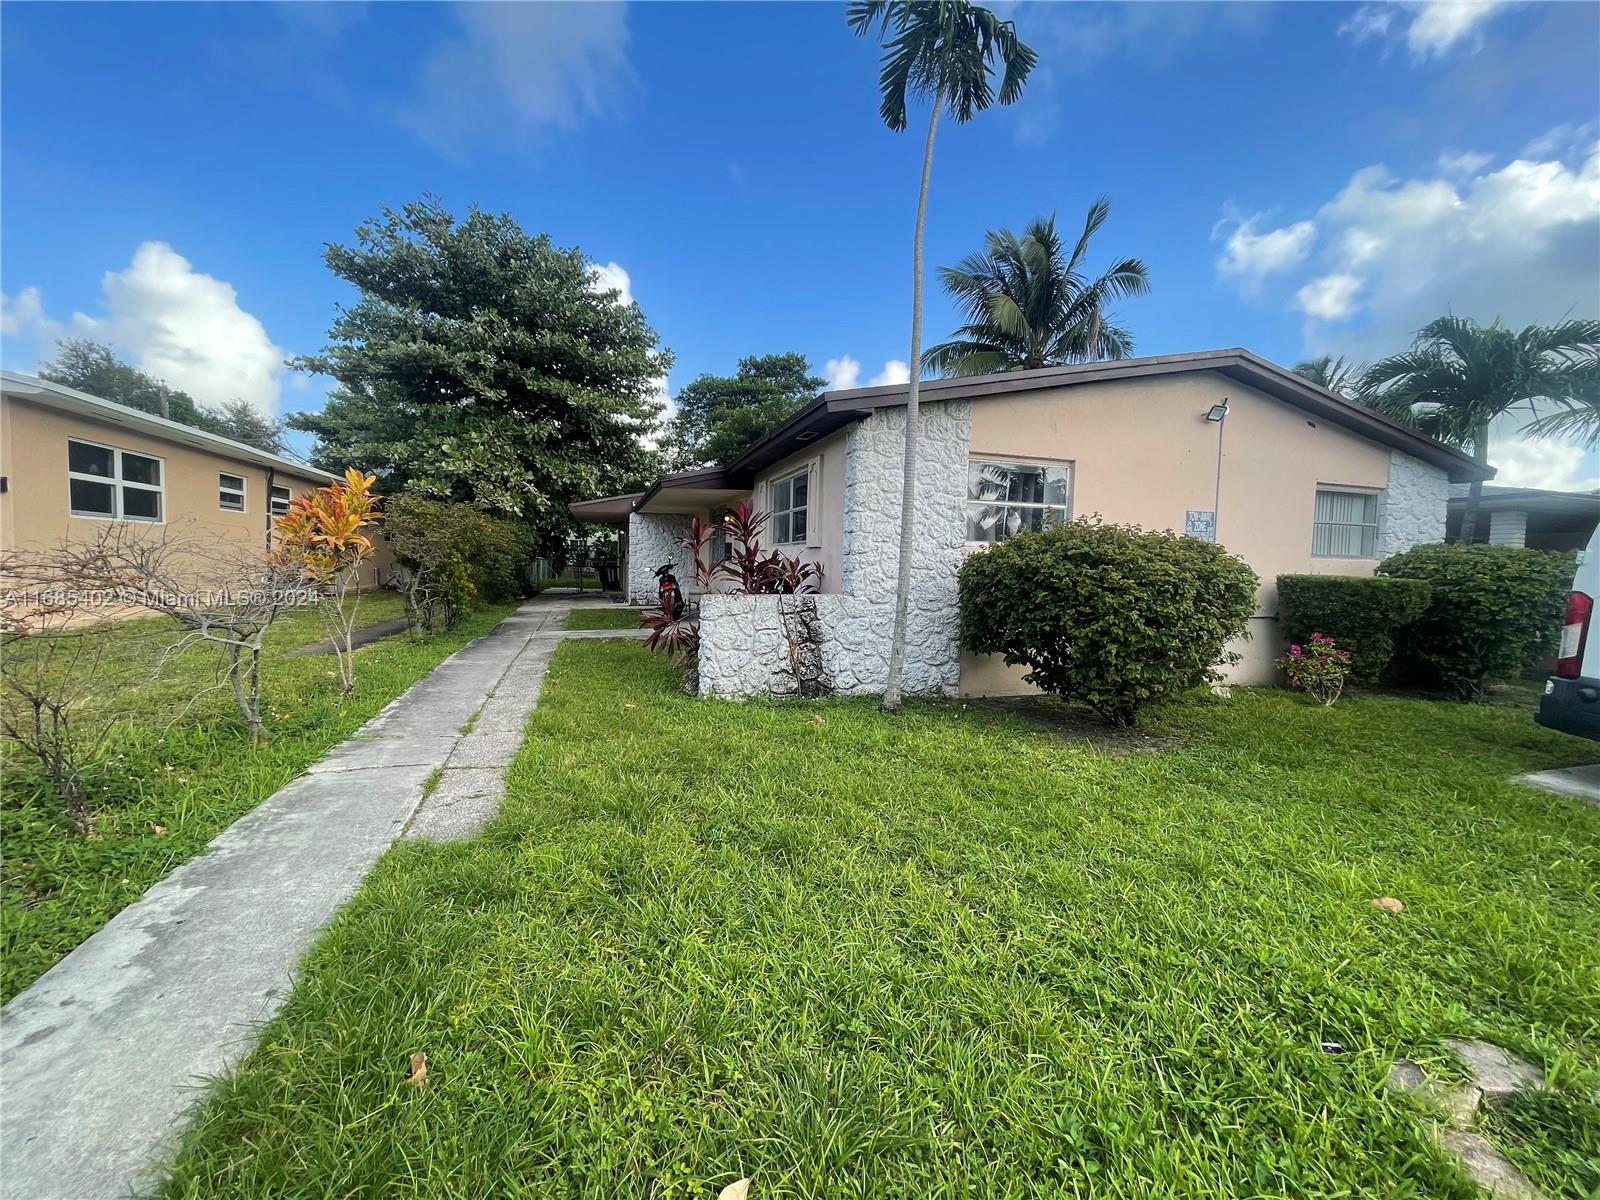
[
  {"xmin": 924, "ymin": 204, "xmax": 1149, "ymax": 376},
  {"xmin": 663, "ymin": 353, "xmax": 825, "ymax": 469},
  {"xmin": 1292, "ymin": 354, "xmax": 1362, "ymax": 398},
  {"xmin": 39, "ymin": 339, "xmax": 287, "ymax": 453},
  {"xmin": 1360, "ymin": 315, "xmax": 1600, "ymax": 542},
  {"xmin": 290, "ymin": 198, "xmax": 671, "ymax": 543},
  {"xmin": 849, "ymin": 0, "xmax": 1037, "ymax": 712}
]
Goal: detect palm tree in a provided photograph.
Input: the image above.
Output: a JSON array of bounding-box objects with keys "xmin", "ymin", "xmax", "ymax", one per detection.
[
  {"xmin": 923, "ymin": 204, "xmax": 1149, "ymax": 376},
  {"xmin": 1292, "ymin": 355, "xmax": 1362, "ymax": 398},
  {"xmin": 848, "ymin": 0, "xmax": 1037, "ymax": 713},
  {"xmin": 1360, "ymin": 315, "xmax": 1600, "ymax": 543}
]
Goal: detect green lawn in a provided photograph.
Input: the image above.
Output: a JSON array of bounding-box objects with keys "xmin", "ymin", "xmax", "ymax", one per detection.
[
  {"xmin": 565, "ymin": 606, "xmax": 645, "ymax": 631},
  {"xmin": 161, "ymin": 641, "xmax": 1600, "ymax": 1199},
  {"xmin": 1, "ymin": 593, "xmax": 518, "ymax": 1001}
]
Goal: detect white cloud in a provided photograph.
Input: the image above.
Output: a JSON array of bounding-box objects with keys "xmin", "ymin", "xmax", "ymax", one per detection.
[
  {"xmin": 402, "ymin": 1, "xmax": 632, "ymax": 152},
  {"xmin": 1523, "ymin": 120, "xmax": 1599, "ymax": 161},
  {"xmin": 870, "ymin": 360, "xmax": 911, "ymax": 386},
  {"xmin": 1296, "ymin": 273, "xmax": 1364, "ymax": 321},
  {"xmin": 824, "ymin": 356, "xmax": 861, "ymax": 391},
  {"xmin": 1218, "ymin": 131, "xmax": 1599, "ymax": 357},
  {"xmin": 1489, "ymin": 435, "xmax": 1600, "ymax": 491},
  {"xmin": 1215, "ymin": 217, "xmax": 1316, "ymax": 283},
  {"xmin": 589, "ymin": 261, "xmax": 633, "ymax": 306},
  {"xmin": 1299, "ymin": 140, "xmax": 1599, "ymax": 355},
  {"xmin": 825, "ymin": 356, "xmax": 911, "ymax": 390},
  {"xmin": 1437, "ymin": 149, "xmax": 1492, "ymax": 176},
  {"xmin": 0, "ymin": 286, "xmax": 57, "ymax": 339},
  {"xmin": 1341, "ymin": 1, "xmax": 1515, "ymax": 60},
  {"xmin": 4, "ymin": 242, "xmax": 287, "ymax": 415}
]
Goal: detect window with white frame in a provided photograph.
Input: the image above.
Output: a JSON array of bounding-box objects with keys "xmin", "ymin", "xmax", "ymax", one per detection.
[
  {"xmin": 966, "ymin": 459, "xmax": 1071, "ymax": 543},
  {"xmin": 269, "ymin": 484, "xmax": 292, "ymax": 516},
  {"xmin": 1313, "ymin": 488, "xmax": 1381, "ymax": 557},
  {"xmin": 219, "ymin": 472, "xmax": 246, "ymax": 512},
  {"xmin": 770, "ymin": 468, "xmax": 808, "ymax": 545},
  {"xmin": 67, "ymin": 438, "xmax": 163, "ymax": 522}
]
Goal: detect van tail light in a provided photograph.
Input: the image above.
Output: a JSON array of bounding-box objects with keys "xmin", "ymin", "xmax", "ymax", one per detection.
[{"xmin": 1556, "ymin": 590, "xmax": 1593, "ymax": 679}]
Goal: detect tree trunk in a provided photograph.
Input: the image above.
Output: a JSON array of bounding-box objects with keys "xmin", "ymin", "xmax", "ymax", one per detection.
[
  {"xmin": 1458, "ymin": 419, "xmax": 1490, "ymax": 545},
  {"xmin": 882, "ymin": 93, "xmax": 942, "ymax": 714}
]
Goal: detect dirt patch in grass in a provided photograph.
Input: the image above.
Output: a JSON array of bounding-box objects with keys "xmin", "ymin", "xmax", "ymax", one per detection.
[{"xmin": 960, "ymin": 695, "xmax": 1183, "ymax": 754}]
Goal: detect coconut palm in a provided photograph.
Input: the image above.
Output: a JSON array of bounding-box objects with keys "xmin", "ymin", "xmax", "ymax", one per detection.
[
  {"xmin": 848, "ymin": 0, "xmax": 1037, "ymax": 713},
  {"xmin": 1292, "ymin": 355, "xmax": 1362, "ymax": 398},
  {"xmin": 923, "ymin": 204, "xmax": 1150, "ymax": 377},
  {"xmin": 1360, "ymin": 315, "xmax": 1600, "ymax": 543}
]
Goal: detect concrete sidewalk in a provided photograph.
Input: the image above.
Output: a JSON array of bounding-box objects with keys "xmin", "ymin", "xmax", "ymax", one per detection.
[{"xmin": 0, "ymin": 597, "xmax": 643, "ymax": 1200}]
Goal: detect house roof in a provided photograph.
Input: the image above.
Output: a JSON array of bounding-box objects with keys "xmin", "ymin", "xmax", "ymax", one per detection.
[
  {"xmin": 575, "ymin": 348, "xmax": 1495, "ymax": 519},
  {"xmin": 0, "ymin": 370, "xmax": 338, "ymax": 482},
  {"xmin": 727, "ymin": 348, "xmax": 1493, "ymax": 484},
  {"xmin": 1447, "ymin": 485, "xmax": 1600, "ymax": 514}
]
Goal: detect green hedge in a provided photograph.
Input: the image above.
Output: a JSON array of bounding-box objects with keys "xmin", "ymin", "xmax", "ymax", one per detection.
[
  {"xmin": 959, "ymin": 520, "xmax": 1259, "ymax": 726},
  {"xmin": 384, "ymin": 496, "xmax": 536, "ymax": 616},
  {"xmin": 1275, "ymin": 574, "xmax": 1432, "ymax": 684},
  {"xmin": 1377, "ymin": 543, "xmax": 1575, "ymax": 699}
]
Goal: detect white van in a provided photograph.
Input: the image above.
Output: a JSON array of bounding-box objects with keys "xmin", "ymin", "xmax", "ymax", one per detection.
[{"xmin": 1536, "ymin": 522, "xmax": 1600, "ymax": 741}]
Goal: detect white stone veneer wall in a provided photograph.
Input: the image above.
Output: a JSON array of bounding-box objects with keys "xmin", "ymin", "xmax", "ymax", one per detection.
[
  {"xmin": 698, "ymin": 399, "xmax": 972, "ymax": 699},
  {"xmin": 1379, "ymin": 451, "xmax": 1451, "ymax": 557},
  {"xmin": 627, "ymin": 511, "xmax": 694, "ymax": 605}
]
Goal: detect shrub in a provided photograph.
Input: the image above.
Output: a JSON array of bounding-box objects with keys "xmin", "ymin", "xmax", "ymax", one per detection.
[
  {"xmin": 384, "ymin": 497, "xmax": 536, "ymax": 631},
  {"xmin": 1277, "ymin": 632, "xmax": 1353, "ymax": 706},
  {"xmin": 1377, "ymin": 543, "xmax": 1575, "ymax": 699},
  {"xmin": 1275, "ymin": 574, "xmax": 1432, "ymax": 684},
  {"xmin": 958, "ymin": 520, "xmax": 1259, "ymax": 726}
]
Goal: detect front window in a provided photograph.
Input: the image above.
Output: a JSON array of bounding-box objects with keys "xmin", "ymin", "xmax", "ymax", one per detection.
[
  {"xmin": 967, "ymin": 459, "xmax": 1070, "ymax": 543},
  {"xmin": 270, "ymin": 484, "xmax": 292, "ymax": 516},
  {"xmin": 771, "ymin": 469, "xmax": 808, "ymax": 545},
  {"xmin": 1313, "ymin": 488, "xmax": 1381, "ymax": 557},
  {"xmin": 67, "ymin": 438, "xmax": 163, "ymax": 522},
  {"xmin": 219, "ymin": 472, "xmax": 246, "ymax": 512}
]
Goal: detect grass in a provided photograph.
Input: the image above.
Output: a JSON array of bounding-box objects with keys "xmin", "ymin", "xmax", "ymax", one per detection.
[
  {"xmin": 565, "ymin": 607, "xmax": 644, "ymax": 631},
  {"xmin": 160, "ymin": 641, "xmax": 1600, "ymax": 1198},
  {"xmin": 1, "ymin": 592, "xmax": 518, "ymax": 1001}
]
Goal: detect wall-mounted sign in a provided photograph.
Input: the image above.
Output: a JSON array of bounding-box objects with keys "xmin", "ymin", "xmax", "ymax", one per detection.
[{"xmin": 1185, "ymin": 509, "xmax": 1217, "ymax": 542}]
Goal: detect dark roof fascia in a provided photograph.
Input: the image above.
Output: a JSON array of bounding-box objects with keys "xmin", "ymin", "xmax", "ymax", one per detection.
[
  {"xmin": 633, "ymin": 466, "xmax": 731, "ymax": 511},
  {"xmin": 722, "ymin": 395, "xmax": 872, "ymax": 479}
]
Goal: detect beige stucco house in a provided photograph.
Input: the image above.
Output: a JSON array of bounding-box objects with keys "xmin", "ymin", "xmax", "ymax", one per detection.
[
  {"xmin": 0, "ymin": 370, "xmax": 353, "ymax": 580},
  {"xmin": 572, "ymin": 349, "xmax": 1491, "ymax": 698}
]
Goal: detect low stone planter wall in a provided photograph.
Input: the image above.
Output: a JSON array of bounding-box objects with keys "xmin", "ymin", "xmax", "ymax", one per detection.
[{"xmin": 697, "ymin": 592, "xmax": 959, "ymax": 699}]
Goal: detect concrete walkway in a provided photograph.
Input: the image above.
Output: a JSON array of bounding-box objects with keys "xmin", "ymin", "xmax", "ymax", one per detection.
[
  {"xmin": 1515, "ymin": 763, "xmax": 1600, "ymax": 807},
  {"xmin": 0, "ymin": 597, "xmax": 643, "ymax": 1200}
]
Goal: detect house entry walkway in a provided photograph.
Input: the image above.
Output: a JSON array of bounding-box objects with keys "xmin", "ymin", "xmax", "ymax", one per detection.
[{"xmin": 0, "ymin": 596, "xmax": 642, "ymax": 1200}]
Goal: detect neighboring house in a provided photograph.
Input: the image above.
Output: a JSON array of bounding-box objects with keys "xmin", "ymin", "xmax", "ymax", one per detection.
[
  {"xmin": 571, "ymin": 349, "xmax": 1490, "ymax": 699},
  {"xmin": 0, "ymin": 370, "xmax": 387, "ymax": 586},
  {"xmin": 1446, "ymin": 485, "xmax": 1600, "ymax": 552}
]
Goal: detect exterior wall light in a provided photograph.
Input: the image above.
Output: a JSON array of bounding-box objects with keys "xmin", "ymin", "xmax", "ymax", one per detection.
[{"xmin": 1205, "ymin": 401, "xmax": 1230, "ymax": 422}]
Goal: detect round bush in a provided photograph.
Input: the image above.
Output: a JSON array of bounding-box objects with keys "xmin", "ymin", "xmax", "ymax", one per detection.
[
  {"xmin": 959, "ymin": 520, "xmax": 1259, "ymax": 726},
  {"xmin": 1377, "ymin": 543, "xmax": 1575, "ymax": 699},
  {"xmin": 1275, "ymin": 574, "xmax": 1433, "ymax": 684}
]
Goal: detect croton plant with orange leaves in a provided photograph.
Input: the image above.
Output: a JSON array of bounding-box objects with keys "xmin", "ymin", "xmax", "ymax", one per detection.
[
  {"xmin": 273, "ymin": 467, "xmax": 382, "ymax": 582},
  {"xmin": 273, "ymin": 467, "xmax": 382, "ymax": 695}
]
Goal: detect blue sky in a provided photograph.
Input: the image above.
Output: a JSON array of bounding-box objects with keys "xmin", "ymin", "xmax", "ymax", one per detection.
[{"xmin": 3, "ymin": 1, "xmax": 1597, "ymax": 486}]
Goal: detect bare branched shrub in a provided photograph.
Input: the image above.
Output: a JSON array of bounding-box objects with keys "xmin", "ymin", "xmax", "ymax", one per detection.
[
  {"xmin": 42, "ymin": 521, "xmax": 312, "ymax": 743},
  {"xmin": 0, "ymin": 553, "xmax": 150, "ymax": 832}
]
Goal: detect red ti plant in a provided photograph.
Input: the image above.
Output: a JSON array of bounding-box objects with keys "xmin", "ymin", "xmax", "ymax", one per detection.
[
  {"xmin": 717, "ymin": 501, "xmax": 823, "ymax": 594},
  {"xmin": 640, "ymin": 499, "xmax": 823, "ymax": 670}
]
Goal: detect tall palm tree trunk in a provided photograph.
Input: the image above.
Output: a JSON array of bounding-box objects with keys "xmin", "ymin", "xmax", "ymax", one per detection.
[
  {"xmin": 882, "ymin": 92, "xmax": 942, "ymax": 713},
  {"xmin": 1459, "ymin": 419, "xmax": 1491, "ymax": 545}
]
